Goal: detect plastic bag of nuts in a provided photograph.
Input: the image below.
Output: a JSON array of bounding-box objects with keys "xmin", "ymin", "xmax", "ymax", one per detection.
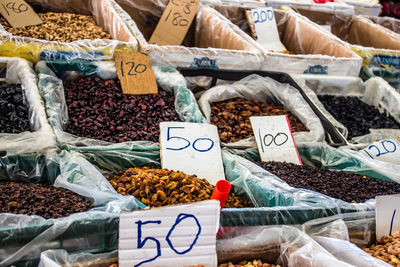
[
  {"xmin": 37, "ymin": 60, "xmax": 204, "ymax": 149},
  {"xmin": 364, "ymin": 231, "xmax": 400, "ymax": 266},
  {"xmin": 198, "ymin": 75, "xmax": 325, "ymax": 147},
  {"xmin": 0, "ymin": 0, "xmax": 138, "ymax": 62}
]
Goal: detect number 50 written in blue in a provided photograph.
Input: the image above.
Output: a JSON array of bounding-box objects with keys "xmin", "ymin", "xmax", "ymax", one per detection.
[{"xmin": 166, "ymin": 127, "xmax": 214, "ymax": 152}]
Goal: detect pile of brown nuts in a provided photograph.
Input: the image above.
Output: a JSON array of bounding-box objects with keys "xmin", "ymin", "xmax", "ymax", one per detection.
[
  {"xmin": 0, "ymin": 12, "xmax": 111, "ymax": 42},
  {"xmin": 210, "ymin": 98, "xmax": 307, "ymax": 143},
  {"xmin": 219, "ymin": 260, "xmax": 280, "ymax": 267},
  {"xmin": 0, "ymin": 181, "xmax": 93, "ymax": 219},
  {"xmin": 364, "ymin": 231, "xmax": 400, "ymax": 266},
  {"xmin": 108, "ymin": 167, "xmax": 253, "ymax": 208}
]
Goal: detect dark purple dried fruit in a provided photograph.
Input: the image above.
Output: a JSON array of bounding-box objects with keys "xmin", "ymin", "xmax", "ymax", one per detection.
[{"xmin": 63, "ymin": 77, "xmax": 181, "ymax": 143}]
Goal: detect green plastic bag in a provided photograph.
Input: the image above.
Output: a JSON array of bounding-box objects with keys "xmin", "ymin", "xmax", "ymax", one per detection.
[{"xmin": 361, "ymin": 66, "xmax": 400, "ymax": 92}]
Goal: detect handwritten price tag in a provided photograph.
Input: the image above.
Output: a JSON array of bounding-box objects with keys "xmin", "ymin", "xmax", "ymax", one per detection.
[
  {"xmin": 246, "ymin": 7, "xmax": 286, "ymax": 52},
  {"xmin": 160, "ymin": 122, "xmax": 225, "ymax": 185},
  {"xmin": 376, "ymin": 195, "xmax": 400, "ymax": 239},
  {"xmin": 250, "ymin": 115, "xmax": 301, "ymax": 165},
  {"xmin": 0, "ymin": 0, "xmax": 42, "ymax": 28},
  {"xmin": 114, "ymin": 52, "xmax": 158, "ymax": 95},
  {"xmin": 149, "ymin": 0, "xmax": 200, "ymax": 45},
  {"xmin": 119, "ymin": 200, "xmax": 219, "ymax": 267},
  {"xmin": 362, "ymin": 139, "xmax": 400, "ymax": 165}
]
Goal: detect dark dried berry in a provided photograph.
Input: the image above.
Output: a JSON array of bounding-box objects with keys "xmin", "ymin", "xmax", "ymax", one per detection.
[
  {"xmin": 318, "ymin": 95, "xmax": 400, "ymax": 138},
  {"xmin": 256, "ymin": 161, "xmax": 400, "ymax": 203},
  {"xmin": 63, "ymin": 77, "xmax": 181, "ymax": 143}
]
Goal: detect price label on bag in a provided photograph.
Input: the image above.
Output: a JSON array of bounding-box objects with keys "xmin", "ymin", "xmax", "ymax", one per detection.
[
  {"xmin": 0, "ymin": 0, "xmax": 42, "ymax": 28},
  {"xmin": 362, "ymin": 139, "xmax": 400, "ymax": 165},
  {"xmin": 376, "ymin": 195, "xmax": 400, "ymax": 239},
  {"xmin": 149, "ymin": 0, "xmax": 200, "ymax": 46},
  {"xmin": 160, "ymin": 122, "xmax": 225, "ymax": 185},
  {"xmin": 119, "ymin": 200, "xmax": 219, "ymax": 267},
  {"xmin": 246, "ymin": 7, "xmax": 286, "ymax": 52},
  {"xmin": 250, "ymin": 115, "xmax": 301, "ymax": 165},
  {"xmin": 114, "ymin": 52, "xmax": 158, "ymax": 95}
]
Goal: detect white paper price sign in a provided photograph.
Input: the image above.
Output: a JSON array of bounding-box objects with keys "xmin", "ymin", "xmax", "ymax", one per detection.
[
  {"xmin": 119, "ymin": 200, "xmax": 219, "ymax": 267},
  {"xmin": 247, "ymin": 7, "xmax": 286, "ymax": 52},
  {"xmin": 362, "ymin": 139, "xmax": 400, "ymax": 165},
  {"xmin": 376, "ymin": 195, "xmax": 400, "ymax": 239},
  {"xmin": 160, "ymin": 122, "xmax": 225, "ymax": 185},
  {"xmin": 250, "ymin": 115, "xmax": 301, "ymax": 165}
]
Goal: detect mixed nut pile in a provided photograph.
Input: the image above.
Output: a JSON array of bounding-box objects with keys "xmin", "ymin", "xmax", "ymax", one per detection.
[
  {"xmin": 0, "ymin": 83, "xmax": 30, "ymax": 133},
  {"xmin": 364, "ymin": 231, "xmax": 400, "ymax": 266},
  {"xmin": 0, "ymin": 181, "xmax": 93, "ymax": 219},
  {"xmin": 210, "ymin": 98, "xmax": 307, "ymax": 143},
  {"xmin": 219, "ymin": 260, "xmax": 280, "ymax": 267},
  {"xmin": 108, "ymin": 167, "xmax": 253, "ymax": 208},
  {"xmin": 0, "ymin": 12, "xmax": 111, "ymax": 42},
  {"xmin": 256, "ymin": 161, "xmax": 400, "ymax": 203},
  {"xmin": 318, "ymin": 95, "xmax": 400, "ymax": 138},
  {"xmin": 64, "ymin": 77, "xmax": 180, "ymax": 143}
]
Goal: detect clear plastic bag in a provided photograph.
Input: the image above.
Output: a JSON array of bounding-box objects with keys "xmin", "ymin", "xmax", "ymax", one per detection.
[
  {"xmin": 36, "ymin": 60, "xmax": 205, "ymax": 151},
  {"xmin": 198, "ymin": 74, "xmax": 325, "ymax": 147},
  {"xmin": 0, "ymin": 0, "xmax": 138, "ymax": 63},
  {"xmin": 115, "ymin": 0, "xmax": 265, "ymax": 70},
  {"xmin": 0, "ymin": 150, "xmax": 141, "ymax": 266},
  {"xmin": 0, "ymin": 56, "xmax": 56, "ymax": 155}
]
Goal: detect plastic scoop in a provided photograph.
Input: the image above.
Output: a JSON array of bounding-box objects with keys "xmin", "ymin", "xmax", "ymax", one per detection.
[{"xmin": 211, "ymin": 180, "xmax": 231, "ymax": 209}]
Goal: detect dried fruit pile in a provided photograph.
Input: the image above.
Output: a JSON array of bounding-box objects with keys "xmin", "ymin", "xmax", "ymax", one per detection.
[
  {"xmin": 256, "ymin": 161, "xmax": 400, "ymax": 203},
  {"xmin": 0, "ymin": 182, "xmax": 93, "ymax": 219},
  {"xmin": 0, "ymin": 83, "xmax": 30, "ymax": 133},
  {"xmin": 0, "ymin": 12, "xmax": 111, "ymax": 42},
  {"xmin": 64, "ymin": 77, "xmax": 180, "ymax": 143},
  {"xmin": 210, "ymin": 98, "xmax": 307, "ymax": 143},
  {"xmin": 108, "ymin": 167, "xmax": 253, "ymax": 208},
  {"xmin": 364, "ymin": 231, "xmax": 400, "ymax": 266},
  {"xmin": 318, "ymin": 95, "xmax": 400, "ymax": 138},
  {"xmin": 219, "ymin": 260, "xmax": 280, "ymax": 267}
]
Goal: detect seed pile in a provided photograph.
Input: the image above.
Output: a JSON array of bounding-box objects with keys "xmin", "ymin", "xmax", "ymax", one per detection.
[
  {"xmin": 318, "ymin": 95, "xmax": 400, "ymax": 138},
  {"xmin": 0, "ymin": 12, "xmax": 111, "ymax": 42},
  {"xmin": 0, "ymin": 182, "xmax": 93, "ymax": 219},
  {"xmin": 219, "ymin": 260, "xmax": 280, "ymax": 267},
  {"xmin": 0, "ymin": 83, "xmax": 30, "ymax": 133},
  {"xmin": 108, "ymin": 167, "xmax": 253, "ymax": 208},
  {"xmin": 64, "ymin": 77, "xmax": 180, "ymax": 143},
  {"xmin": 364, "ymin": 231, "xmax": 400, "ymax": 266},
  {"xmin": 256, "ymin": 161, "xmax": 400, "ymax": 203},
  {"xmin": 210, "ymin": 98, "xmax": 307, "ymax": 143}
]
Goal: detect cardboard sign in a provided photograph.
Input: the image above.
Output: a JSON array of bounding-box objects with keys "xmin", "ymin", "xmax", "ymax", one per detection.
[
  {"xmin": 160, "ymin": 122, "xmax": 225, "ymax": 185},
  {"xmin": 250, "ymin": 115, "xmax": 301, "ymax": 165},
  {"xmin": 376, "ymin": 195, "xmax": 400, "ymax": 239},
  {"xmin": 0, "ymin": 0, "xmax": 42, "ymax": 28},
  {"xmin": 149, "ymin": 0, "xmax": 200, "ymax": 46},
  {"xmin": 119, "ymin": 200, "xmax": 219, "ymax": 267},
  {"xmin": 114, "ymin": 52, "xmax": 158, "ymax": 95},
  {"xmin": 246, "ymin": 7, "xmax": 286, "ymax": 52},
  {"xmin": 362, "ymin": 139, "xmax": 400, "ymax": 165}
]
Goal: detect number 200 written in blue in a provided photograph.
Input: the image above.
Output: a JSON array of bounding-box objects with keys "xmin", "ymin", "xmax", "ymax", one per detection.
[
  {"xmin": 166, "ymin": 127, "xmax": 214, "ymax": 152},
  {"xmin": 252, "ymin": 9, "xmax": 273, "ymax": 24},
  {"xmin": 134, "ymin": 213, "xmax": 201, "ymax": 267}
]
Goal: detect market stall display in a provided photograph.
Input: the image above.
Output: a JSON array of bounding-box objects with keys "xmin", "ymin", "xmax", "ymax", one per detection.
[
  {"xmin": 0, "ymin": 0, "xmax": 138, "ymax": 62},
  {"xmin": 0, "ymin": 57, "xmax": 55, "ymax": 155},
  {"xmin": 209, "ymin": 4, "xmax": 362, "ymax": 76},
  {"xmin": 368, "ymin": 15, "xmax": 400, "ymax": 34},
  {"xmin": 113, "ymin": 0, "xmax": 265, "ymax": 70}
]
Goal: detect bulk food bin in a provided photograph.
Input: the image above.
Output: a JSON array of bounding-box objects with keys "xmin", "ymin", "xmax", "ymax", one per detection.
[
  {"xmin": 0, "ymin": 57, "xmax": 55, "ymax": 155},
  {"xmin": 292, "ymin": 7, "xmax": 400, "ymax": 70},
  {"xmin": 0, "ymin": 151, "xmax": 142, "ymax": 267},
  {"xmin": 36, "ymin": 60, "xmax": 204, "ymax": 151},
  {"xmin": 367, "ymin": 15, "xmax": 400, "ymax": 34},
  {"xmin": 292, "ymin": 74, "xmax": 400, "ymax": 142},
  {"xmin": 0, "ymin": 0, "xmax": 138, "ymax": 63},
  {"xmin": 112, "ymin": 0, "xmax": 265, "ymax": 70},
  {"xmin": 38, "ymin": 224, "xmax": 369, "ymax": 267},
  {"xmin": 207, "ymin": 3, "xmax": 362, "ymax": 76}
]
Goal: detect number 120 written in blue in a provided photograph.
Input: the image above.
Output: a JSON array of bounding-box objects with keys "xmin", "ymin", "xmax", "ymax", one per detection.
[{"xmin": 120, "ymin": 61, "xmax": 147, "ymax": 76}]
